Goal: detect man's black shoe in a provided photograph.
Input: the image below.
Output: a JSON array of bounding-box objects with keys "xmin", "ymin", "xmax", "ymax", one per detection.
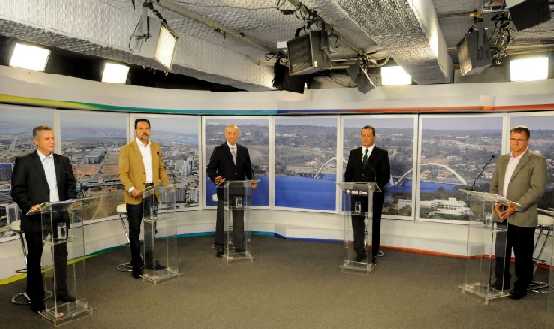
[
  {"xmin": 355, "ymin": 254, "xmax": 367, "ymax": 263},
  {"xmin": 508, "ymin": 289, "xmax": 527, "ymax": 300},
  {"xmin": 235, "ymin": 248, "xmax": 245, "ymax": 254},
  {"xmin": 56, "ymin": 294, "xmax": 76, "ymax": 303},
  {"xmin": 132, "ymin": 267, "xmax": 143, "ymax": 279},
  {"xmin": 216, "ymin": 250, "xmax": 224, "ymax": 258}
]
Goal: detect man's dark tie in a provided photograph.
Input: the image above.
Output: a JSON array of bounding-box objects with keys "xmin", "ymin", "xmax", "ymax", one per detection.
[
  {"xmin": 230, "ymin": 147, "xmax": 237, "ymax": 165},
  {"xmin": 362, "ymin": 149, "xmax": 369, "ymax": 166}
]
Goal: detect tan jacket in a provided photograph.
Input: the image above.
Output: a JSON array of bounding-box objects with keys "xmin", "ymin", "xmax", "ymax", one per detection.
[
  {"xmin": 490, "ymin": 150, "xmax": 547, "ymax": 227},
  {"xmin": 119, "ymin": 140, "xmax": 170, "ymax": 205}
]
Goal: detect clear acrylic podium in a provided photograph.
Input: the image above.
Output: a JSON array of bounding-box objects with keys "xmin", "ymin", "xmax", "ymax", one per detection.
[
  {"xmin": 532, "ymin": 209, "xmax": 554, "ymax": 297},
  {"xmin": 459, "ymin": 189, "xmax": 516, "ymax": 303},
  {"xmin": 142, "ymin": 185, "xmax": 180, "ymax": 284},
  {"xmin": 338, "ymin": 182, "xmax": 381, "ymax": 273},
  {"xmin": 223, "ymin": 180, "xmax": 258, "ymax": 263},
  {"xmin": 38, "ymin": 199, "xmax": 92, "ymax": 326}
]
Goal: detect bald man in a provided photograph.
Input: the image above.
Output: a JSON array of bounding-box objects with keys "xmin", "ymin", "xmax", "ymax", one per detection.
[{"xmin": 207, "ymin": 125, "xmax": 254, "ymax": 257}]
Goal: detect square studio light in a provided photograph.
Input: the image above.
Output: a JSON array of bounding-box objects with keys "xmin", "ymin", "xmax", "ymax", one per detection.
[
  {"xmin": 155, "ymin": 25, "xmax": 177, "ymax": 68},
  {"xmin": 102, "ymin": 62, "xmax": 130, "ymax": 84},
  {"xmin": 510, "ymin": 56, "xmax": 549, "ymax": 81},
  {"xmin": 380, "ymin": 66, "xmax": 412, "ymax": 86},
  {"xmin": 9, "ymin": 43, "xmax": 50, "ymax": 72}
]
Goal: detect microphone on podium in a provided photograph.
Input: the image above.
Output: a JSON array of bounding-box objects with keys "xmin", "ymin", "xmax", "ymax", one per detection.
[{"xmin": 470, "ymin": 154, "xmax": 496, "ymax": 191}]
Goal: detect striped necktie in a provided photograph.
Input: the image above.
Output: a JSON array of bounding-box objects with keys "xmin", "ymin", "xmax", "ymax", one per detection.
[
  {"xmin": 362, "ymin": 148, "xmax": 369, "ymax": 165},
  {"xmin": 230, "ymin": 146, "xmax": 237, "ymax": 165}
]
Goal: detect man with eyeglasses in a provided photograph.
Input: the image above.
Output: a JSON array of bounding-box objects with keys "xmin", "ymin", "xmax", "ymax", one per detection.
[{"xmin": 490, "ymin": 125, "xmax": 547, "ymax": 299}]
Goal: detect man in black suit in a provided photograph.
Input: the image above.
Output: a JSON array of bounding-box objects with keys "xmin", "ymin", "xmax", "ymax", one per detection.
[
  {"xmin": 11, "ymin": 125, "xmax": 76, "ymax": 314},
  {"xmin": 344, "ymin": 125, "xmax": 390, "ymax": 263},
  {"xmin": 207, "ymin": 124, "xmax": 254, "ymax": 257}
]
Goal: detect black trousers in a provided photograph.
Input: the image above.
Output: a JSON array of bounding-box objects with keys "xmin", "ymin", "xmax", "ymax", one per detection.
[
  {"xmin": 126, "ymin": 198, "xmax": 155, "ymax": 271},
  {"xmin": 215, "ymin": 190, "xmax": 245, "ymax": 251},
  {"xmin": 494, "ymin": 223, "xmax": 535, "ymax": 292},
  {"xmin": 24, "ymin": 227, "xmax": 69, "ymax": 311},
  {"xmin": 351, "ymin": 194, "xmax": 384, "ymax": 262}
]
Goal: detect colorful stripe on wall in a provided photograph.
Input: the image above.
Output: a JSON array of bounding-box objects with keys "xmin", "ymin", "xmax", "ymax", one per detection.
[{"xmin": 1, "ymin": 93, "xmax": 554, "ymax": 116}]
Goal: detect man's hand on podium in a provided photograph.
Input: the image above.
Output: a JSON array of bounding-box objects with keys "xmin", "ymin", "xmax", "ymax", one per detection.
[
  {"xmin": 250, "ymin": 180, "xmax": 258, "ymax": 189},
  {"xmin": 494, "ymin": 202, "xmax": 508, "ymax": 221},
  {"xmin": 504, "ymin": 202, "xmax": 518, "ymax": 218},
  {"xmin": 495, "ymin": 201, "xmax": 518, "ymax": 221},
  {"xmin": 215, "ymin": 176, "xmax": 225, "ymax": 186},
  {"xmin": 30, "ymin": 204, "xmax": 42, "ymax": 214}
]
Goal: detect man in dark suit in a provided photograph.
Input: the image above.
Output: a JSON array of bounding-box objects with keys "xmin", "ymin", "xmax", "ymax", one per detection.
[
  {"xmin": 11, "ymin": 125, "xmax": 76, "ymax": 314},
  {"xmin": 491, "ymin": 126, "xmax": 547, "ymax": 299},
  {"xmin": 344, "ymin": 125, "xmax": 390, "ymax": 263},
  {"xmin": 207, "ymin": 124, "xmax": 254, "ymax": 257}
]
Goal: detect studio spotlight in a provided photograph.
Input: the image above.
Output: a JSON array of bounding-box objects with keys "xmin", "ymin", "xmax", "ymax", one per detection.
[
  {"xmin": 102, "ymin": 62, "xmax": 130, "ymax": 84},
  {"xmin": 347, "ymin": 61, "xmax": 375, "ymax": 94},
  {"xmin": 506, "ymin": 0, "xmax": 551, "ymax": 31},
  {"xmin": 155, "ymin": 24, "xmax": 178, "ymax": 69},
  {"xmin": 457, "ymin": 24, "xmax": 492, "ymax": 76},
  {"xmin": 380, "ymin": 66, "xmax": 412, "ymax": 86},
  {"xmin": 9, "ymin": 42, "xmax": 50, "ymax": 72},
  {"xmin": 510, "ymin": 56, "xmax": 549, "ymax": 81}
]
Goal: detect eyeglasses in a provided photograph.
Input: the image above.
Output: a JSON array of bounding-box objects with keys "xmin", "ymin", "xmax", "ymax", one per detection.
[{"xmin": 510, "ymin": 138, "xmax": 528, "ymax": 142}]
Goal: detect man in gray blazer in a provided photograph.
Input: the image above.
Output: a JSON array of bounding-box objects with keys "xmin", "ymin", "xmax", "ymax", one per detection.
[{"xmin": 490, "ymin": 125, "xmax": 547, "ymax": 299}]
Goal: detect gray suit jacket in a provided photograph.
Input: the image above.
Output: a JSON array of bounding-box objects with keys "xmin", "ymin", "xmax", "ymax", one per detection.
[{"xmin": 490, "ymin": 150, "xmax": 547, "ymax": 227}]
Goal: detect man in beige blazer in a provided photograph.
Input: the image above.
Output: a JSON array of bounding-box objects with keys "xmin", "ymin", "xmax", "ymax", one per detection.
[
  {"xmin": 119, "ymin": 118, "xmax": 170, "ymax": 278},
  {"xmin": 490, "ymin": 125, "xmax": 547, "ymax": 299}
]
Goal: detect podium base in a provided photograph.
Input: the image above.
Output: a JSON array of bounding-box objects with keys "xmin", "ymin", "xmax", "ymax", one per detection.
[
  {"xmin": 142, "ymin": 267, "xmax": 180, "ymax": 284},
  {"xmin": 42, "ymin": 299, "xmax": 92, "ymax": 327},
  {"xmin": 528, "ymin": 280, "xmax": 550, "ymax": 294},
  {"xmin": 460, "ymin": 283, "xmax": 510, "ymax": 303},
  {"xmin": 340, "ymin": 260, "xmax": 375, "ymax": 274},
  {"xmin": 224, "ymin": 250, "xmax": 254, "ymax": 263}
]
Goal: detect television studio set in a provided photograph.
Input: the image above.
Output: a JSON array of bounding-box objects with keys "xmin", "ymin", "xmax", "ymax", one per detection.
[{"xmin": 0, "ymin": 1, "xmax": 553, "ymax": 328}]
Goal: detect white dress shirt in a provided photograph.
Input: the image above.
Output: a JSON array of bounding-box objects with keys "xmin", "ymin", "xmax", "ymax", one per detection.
[
  {"xmin": 135, "ymin": 137, "xmax": 153, "ymax": 187},
  {"xmin": 361, "ymin": 144, "xmax": 375, "ymax": 163},
  {"xmin": 37, "ymin": 150, "xmax": 59, "ymax": 202},
  {"xmin": 502, "ymin": 148, "xmax": 527, "ymax": 197},
  {"xmin": 227, "ymin": 142, "xmax": 237, "ymax": 165}
]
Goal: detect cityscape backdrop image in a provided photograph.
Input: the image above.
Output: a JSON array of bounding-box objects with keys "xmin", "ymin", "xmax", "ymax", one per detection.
[
  {"xmin": 418, "ymin": 116, "xmax": 502, "ymax": 221},
  {"xmin": 275, "ymin": 117, "xmax": 337, "ymax": 210},
  {"xmin": 0, "ymin": 106, "xmax": 53, "ymax": 242}
]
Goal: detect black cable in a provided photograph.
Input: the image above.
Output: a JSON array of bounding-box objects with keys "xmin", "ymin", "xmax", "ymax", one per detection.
[{"xmin": 144, "ymin": 0, "xmax": 168, "ymax": 26}]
